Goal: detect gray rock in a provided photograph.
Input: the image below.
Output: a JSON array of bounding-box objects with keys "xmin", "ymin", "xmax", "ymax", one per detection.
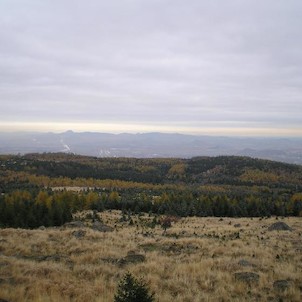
[
  {"xmin": 64, "ymin": 221, "xmax": 85, "ymax": 228},
  {"xmin": 234, "ymin": 272, "xmax": 260, "ymax": 284},
  {"xmin": 38, "ymin": 226, "xmax": 46, "ymax": 230},
  {"xmin": 268, "ymin": 222, "xmax": 292, "ymax": 231},
  {"xmin": 238, "ymin": 259, "xmax": 255, "ymax": 267},
  {"xmin": 118, "ymin": 254, "xmax": 146, "ymax": 266},
  {"xmin": 72, "ymin": 229, "xmax": 86, "ymax": 238},
  {"xmin": 92, "ymin": 221, "xmax": 113, "ymax": 232},
  {"xmin": 234, "ymin": 223, "xmax": 241, "ymax": 228},
  {"xmin": 273, "ymin": 280, "xmax": 291, "ymax": 291}
]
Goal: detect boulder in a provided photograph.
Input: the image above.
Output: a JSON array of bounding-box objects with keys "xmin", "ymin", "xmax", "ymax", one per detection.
[
  {"xmin": 238, "ymin": 259, "xmax": 255, "ymax": 267},
  {"xmin": 118, "ymin": 253, "xmax": 146, "ymax": 266},
  {"xmin": 268, "ymin": 222, "xmax": 292, "ymax": 231},
  {"xmin": 234, "ymin": 272, "xmax": 259, "ymax": 284},
  {"xmin": 273, "ymin": 280, "xmax": 291, "ymax": 291},
  {"xmin": 92, "ymin": 221, "xmax": 113, "ymax": 232}
]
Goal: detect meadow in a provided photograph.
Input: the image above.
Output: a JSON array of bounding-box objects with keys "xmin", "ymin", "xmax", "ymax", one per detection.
[{"xmin": 0, "ymin": 211, "xmax": 301, "ymax": 302}]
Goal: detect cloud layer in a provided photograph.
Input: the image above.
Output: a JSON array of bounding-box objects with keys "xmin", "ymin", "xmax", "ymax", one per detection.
[{"xmin": 0, "ymin": 0, "xmax": 301, "ymax": 135}]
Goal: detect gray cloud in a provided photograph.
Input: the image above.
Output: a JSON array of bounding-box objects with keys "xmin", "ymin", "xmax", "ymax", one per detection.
[{"xmin": 0, "ymin": 0, "xmax": 301, "ymax": 134}]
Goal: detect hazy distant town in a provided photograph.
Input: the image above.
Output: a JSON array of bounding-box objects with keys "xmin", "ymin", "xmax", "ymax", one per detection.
[{"xmin": 0, "ymin": 131, "xmax": 302, "ymax": 164}]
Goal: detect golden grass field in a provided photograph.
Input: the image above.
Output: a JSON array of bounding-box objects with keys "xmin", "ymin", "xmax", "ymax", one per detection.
[{"xmin": 0, "ymin": 211, "xmax": 301, "ymax": 302}]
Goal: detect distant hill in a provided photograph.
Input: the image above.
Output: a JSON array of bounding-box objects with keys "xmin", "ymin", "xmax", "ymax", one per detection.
[
  {"xmin": 1, "ymin": 152, "xmax": 302, "ymax": 189},
  {"xmin": 0, "ymin": 131, "xmax": 302, "ymax": 164},
  {"xmin": 1, "ymin": 153, "xmax": 302, "ymax": 221}
]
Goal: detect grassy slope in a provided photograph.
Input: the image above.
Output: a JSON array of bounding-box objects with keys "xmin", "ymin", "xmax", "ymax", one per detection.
[
  {"xmin": 0, "ymin": 211, "xmax": 301, "ymax": 302},
  {"xmin": 1, "ymin": 154, "xmax": 302, "ymax": 300}
]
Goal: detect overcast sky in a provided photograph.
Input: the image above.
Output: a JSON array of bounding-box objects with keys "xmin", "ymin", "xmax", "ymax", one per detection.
[{"xmin": 0, "ymin": 0, "xmax": 301, "ymax": 136}]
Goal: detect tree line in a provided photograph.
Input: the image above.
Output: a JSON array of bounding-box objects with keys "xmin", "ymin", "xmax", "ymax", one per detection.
[{"xmin": 1, "ymin": 189, "xmax": 301, "ymax": 228}]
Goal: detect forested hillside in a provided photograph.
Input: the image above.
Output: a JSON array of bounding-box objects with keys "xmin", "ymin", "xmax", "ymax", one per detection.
[{"xmin": 1, "ymin": 153, "xmax": 302, "ymax": 228}]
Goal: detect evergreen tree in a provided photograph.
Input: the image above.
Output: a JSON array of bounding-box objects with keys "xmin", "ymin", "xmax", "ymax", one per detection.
[{"xmin": 114, "ymin": 272, "xmax": 154, "ymax": 302}]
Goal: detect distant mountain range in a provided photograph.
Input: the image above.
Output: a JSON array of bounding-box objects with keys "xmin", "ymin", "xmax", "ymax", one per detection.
[{"xmin": 0, "ymin": 130, "xmax": 302, "ymax": 164}]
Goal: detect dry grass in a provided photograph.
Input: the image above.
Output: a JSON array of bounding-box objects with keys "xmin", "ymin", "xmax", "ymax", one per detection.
[{"xmin": 0, "ymin": 212, "xmax": 301, "ymax": 302}]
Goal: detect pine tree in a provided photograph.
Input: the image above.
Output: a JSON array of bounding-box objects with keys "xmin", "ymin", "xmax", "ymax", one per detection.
[{"xmin": 114, "ymin": 272, "xmax": 154, "ymax": 302}]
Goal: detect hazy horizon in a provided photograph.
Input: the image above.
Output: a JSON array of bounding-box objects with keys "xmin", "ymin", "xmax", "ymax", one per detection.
[
  {"xmin": 0, "ymin": 122, "xmax": 302, "ymax": 138},
  {"xmin": 1, "ymin": 1, "xmax": 301, "ymax": 136}
]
